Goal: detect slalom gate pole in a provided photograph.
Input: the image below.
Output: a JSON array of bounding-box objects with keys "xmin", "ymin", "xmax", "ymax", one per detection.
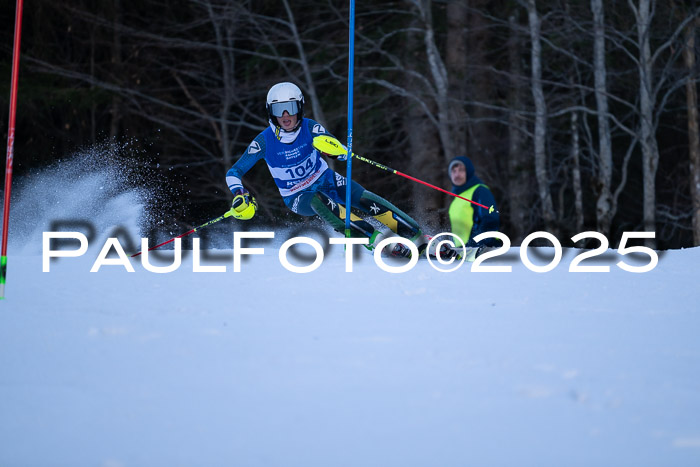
[
  {"xmin": 1, "ymin": 0, "xmax": 25, "ymax": 299},
  {"xmin": 344, "ymin": 0, "xmax": 356, "ymax": 238},
  {"xmin": 131, "ymin": 209, "xmax": 235, "ymax": 257},
  {"xmin": 354, "ymin": 154, "xmax": 496, "ymax": 213}
]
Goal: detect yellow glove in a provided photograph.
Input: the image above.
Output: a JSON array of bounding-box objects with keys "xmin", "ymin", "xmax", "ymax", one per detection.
[
  {"xmin": 313, "ymin": 135, "xmax": 349, "ymax": 161},
  {"xmin": 229, "ymin": 189, "xmax": 257, "ymax": 220}
]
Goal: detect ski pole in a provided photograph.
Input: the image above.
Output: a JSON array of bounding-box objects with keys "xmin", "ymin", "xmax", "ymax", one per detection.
[
  {"xmin": 353, "ymin": 154, "xmax": 495, "ymax": 212},
  {"xmin": 313, "ymin": 135, "xmax": 496, "ymax": 213},
  {"xmin": 131, "ymin": 208, "xmax": 236, "ymax": 257},
  {"xmin": 1, "ymin": 0, "xmax": 25, "ymax": 299}
]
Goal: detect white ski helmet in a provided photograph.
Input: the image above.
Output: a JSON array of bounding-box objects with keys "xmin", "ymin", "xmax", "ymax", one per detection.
[{"xmin": 266, "ymin": 82, "xmax": 304, "ymax": 129}]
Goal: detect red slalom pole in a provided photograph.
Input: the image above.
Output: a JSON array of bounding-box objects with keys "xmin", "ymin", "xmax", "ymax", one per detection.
[
  {"xmin": 312, "ymin": 136, "xmax": 496, "ymax": 213},
  {"xmin": 351, "ymin": 153, "xmax": 496, "ymax": 212},
  {"xmin": 394, "ymin": 170, "xmax": 492, "ymax": 211},
  {"xmin": 1, "ymin": 0, "xmax": 25, "ymax": 299},
  {"xmin": 130, "ymin": 209, "xmax": 236, "ymax": 257},
  {"xmin": 131, "ymin": 229, "xmax": 196, "ymax": 258}
]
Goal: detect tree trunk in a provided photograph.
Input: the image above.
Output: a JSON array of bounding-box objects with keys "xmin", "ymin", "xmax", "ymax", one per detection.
[
  {"xmin": 571, "ymin": 111, "xmax": 584, "ymax": 233},
  {"xmin": 507, "ymin": 12, "xmax": 531, "ymax": 244},
  {"xmin": 446, "ymin": 0, "xmax": 468, "ymax": 158},
  {"xmin": 632, "ymin": 0, "xmax": 659, "ymax": 247},
  {"xmin": 403, "ymin": 1, "xmax": 443, "ymax": 229},
  {"xmin": 109, "ymin": 0, "xmax": 122, "ymax": 139},
  {"xmin": 591, "ymin": 0, "xmax": 614, "ymax": 236},
  {"xmin": 90, "ymin": 25, "xmax": 96, "ymax": 144},
  {"xmin": 414, "ymin": 0, "xmax": 454, "ymax": 160},
  {"xmin": 405, "ymin": 99, "xmax": 443, "ymax": 229},
  {"xmin": 466, "ymin": 0, "xmax": 496, "ymax": 172},
  {"xmin": 682, "ymin": 20, "xmax": 700, "ymax": 246},
  {"xmin": 210, "ymin": 0, "xmax": 235, "ymax": 170},
  {"xmin": 526, "ymin": 0, "xmax": 556, "ymax": 233},
  {"xmin": 282, "ymin": 0, "xmax": 326, "ymax": 125}
]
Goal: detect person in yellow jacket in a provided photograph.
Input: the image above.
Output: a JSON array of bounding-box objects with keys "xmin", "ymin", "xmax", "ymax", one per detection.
[{"xmin": 448, "ymin": 156, "xmax": 500, "ymax": 249}]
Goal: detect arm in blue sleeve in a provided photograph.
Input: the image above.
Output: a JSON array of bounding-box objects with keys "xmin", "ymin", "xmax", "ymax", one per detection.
[
  {"xmin": 469, "ymin": 186, "xmax": 501, "ymax": 247},
  {"xmin": 226, "ymin": 133, "xmax": 266, "ymax": 193}
]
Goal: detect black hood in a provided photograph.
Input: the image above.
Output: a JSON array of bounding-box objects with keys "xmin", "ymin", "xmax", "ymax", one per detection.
[{"xmin": 448, "ymin": 156, "xmax": 482, "ymax": 194}]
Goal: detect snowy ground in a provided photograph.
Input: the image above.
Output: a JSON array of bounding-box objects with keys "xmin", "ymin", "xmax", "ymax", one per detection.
[
  {"xmin": 1, "ymin": 241, "xmax": 699, "ymax": 467},
  {"xmin": 1, "ymin": 150, "xmax": 699, "ymax": 466}
]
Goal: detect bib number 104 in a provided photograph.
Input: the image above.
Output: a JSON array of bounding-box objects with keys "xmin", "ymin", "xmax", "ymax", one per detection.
[
  {"xmin": 285, "ymin": 158, "xmax": 314, "ymax": 179},
  {"xmin": 471, "ymin": 231, "xmax": 658, "ymax": 273}
]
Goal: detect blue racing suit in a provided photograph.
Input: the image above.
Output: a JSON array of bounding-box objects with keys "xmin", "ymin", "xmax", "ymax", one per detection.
[
  {"xmin": 226, "ymin": 118, "xmax": 422, "ymax": 242},
  {"xmin": 226, "ymin": 118, "xmax": 364, "ymax": 215}
]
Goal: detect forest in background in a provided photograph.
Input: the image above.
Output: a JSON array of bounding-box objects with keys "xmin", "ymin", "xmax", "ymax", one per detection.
[{"xmin": 1, "ymin": 0, "xmax": 699, "ymax": 249}]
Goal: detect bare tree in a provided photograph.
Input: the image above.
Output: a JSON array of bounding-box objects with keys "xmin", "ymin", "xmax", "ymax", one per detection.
[
  {"xmin": 280, "ymin": 0, "xmax": 328, "ymax": 126},
  {"xmin": 624, "ymin": 0, "xmax": 700, "ymax": 246},
  {"xmin": 629, "ymin": 0, "xmax": 660, "ymax": 245},
  {"xmin": 411, "ymin": 0, "xmax": 454, "ymax": 160},
  {"xmin": 10, "ymin": 0, "xmax": 700, "ymax": 246},
  {"xmin": 507, "ymin": 12, "xmax": 533, "ymax": 243},
  {"xmin": 680, "ymin": 17, "xmax": 700, "ymax": 245},
  {"xmin": 446, "ymin": 0, "xmax": 468, "ymax": 158},
  {"xmin": 109, "ymin": 0, "xmax": 123, "ymax": 140},
  {"xmin": 591, "ymin": 0, "xmax": 614, "ymax": 236},
  {"xmin": 403, "ymin": 1, "xmax": 444, "ymax": 227},
  {"xmin": 570, "ymin": 111, "xmax": 585, "ymax": 233},
  {"xmin": 525, "ymin": 0, "xmax": 556, "ymax": 233}
]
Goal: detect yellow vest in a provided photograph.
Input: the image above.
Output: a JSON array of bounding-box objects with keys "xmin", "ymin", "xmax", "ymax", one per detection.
[{"xmin": 449, "ymin": 184, "xmax": 486, "ymax": 247}]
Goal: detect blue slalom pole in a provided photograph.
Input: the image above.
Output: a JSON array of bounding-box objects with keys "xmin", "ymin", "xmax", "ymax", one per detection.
[{"xmin": 344, "ymin": 0, "xmax": 355, "ymax": 237}]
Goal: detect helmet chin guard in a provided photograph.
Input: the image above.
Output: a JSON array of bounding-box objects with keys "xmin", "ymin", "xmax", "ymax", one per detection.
[{"xmin": 266, "ymin": 82, "xmax": 304, "ymax": 131}]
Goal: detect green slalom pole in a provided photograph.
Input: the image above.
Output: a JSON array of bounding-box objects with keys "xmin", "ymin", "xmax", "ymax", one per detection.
[{"xmin": 0, "ymin": 257, "xmax": 6, "ymax": 299}]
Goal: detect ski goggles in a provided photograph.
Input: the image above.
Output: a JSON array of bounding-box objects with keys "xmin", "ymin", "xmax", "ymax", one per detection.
[{"xmin": 269, "ymin": 101, "xmax": 301, "ymax": 117}]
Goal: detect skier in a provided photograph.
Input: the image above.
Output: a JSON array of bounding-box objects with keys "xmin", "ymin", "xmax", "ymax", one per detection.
[
  {"xmin": 447, "ymin": 155, "xmax": 500, "ymax": 249},
  {"xmin": 225, "ymin": 82, "xmax": 451, "ymax": 258}
]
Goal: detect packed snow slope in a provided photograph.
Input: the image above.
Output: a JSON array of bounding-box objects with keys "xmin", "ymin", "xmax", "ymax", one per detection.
[
  {"xmin": 1, "ymin": 148, "xmax": 699, "ymax": 466},
  {"xmin": 2, "ymin": 243, "xmax": 699, "ymax": 467}
]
